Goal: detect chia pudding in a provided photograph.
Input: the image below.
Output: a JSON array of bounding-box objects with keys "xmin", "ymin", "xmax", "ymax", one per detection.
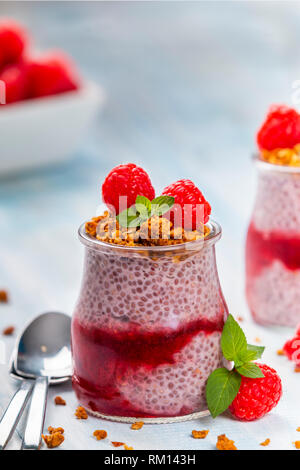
[
  {"xmin": 246, "ymin": 161, "xmax": 300, "ymax": 326},
  {"xmin": 71, "ymin": 165, "xmax": 228, "ymax": 421},
  {"xmin": 72, "ymin": 222, "xmax": 228, "ymax": 420},
  {"xmin": 246, "ymin": 105, "xmax": 300, "ymax": 327}
]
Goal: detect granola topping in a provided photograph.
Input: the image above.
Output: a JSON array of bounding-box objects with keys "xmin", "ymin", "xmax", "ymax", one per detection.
[
  {"xmin": 192, "ymin": 430, "xmax": 209, "ymax": 439},
  {"xmin": 85, "ymin": 212, "xmax": 209, "ymax": 247},
  {"xmin": 130, "ymin": 421, "xmax": 144, "ymax": 430},
  {"xmin": 216, "ymin": 434, "xmax": 237, "ymax": 450},
  {"xmin": 0, "ymin": 290, "xmax": 8, "ymax": 303},
  {"xmin": 54, "ymin": 396, "xmax": 66, "ymax": 406},
  {"xmin": 42, "ymin": 427, "xmax": 64, "ymax": 449},
  {"xmin": 2, "ymin": 326, "xmax": 15, "ymax": 336},
  {"xmin": 75, "ymin": 406, "xmax": 88, "ymax": 419},
  {"xmin": 261, "ymin": 145, "xmax": 300, "ymax": 167},
  {"xmin": 93, "ymin": 430, "xmax": 107, "ymax": 440},
  {"xmin": 260, "ymin": 438, "xmax": 270, "ymax": 446}
]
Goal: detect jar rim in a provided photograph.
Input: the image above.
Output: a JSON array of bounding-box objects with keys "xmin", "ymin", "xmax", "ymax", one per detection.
[
  {"xmin": 78, "ymin": 219, "xmax": 222, "ymax": 254},
  {"xmin": 253, "ymin": 153, "xmax": 300, "ymax": 174}
]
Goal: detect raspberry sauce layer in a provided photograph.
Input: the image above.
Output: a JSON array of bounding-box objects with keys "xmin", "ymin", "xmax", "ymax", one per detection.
[
  {"xmin": 246, "ymin": 222, "xmax": 300, "ymax": 277},
  {"xmin": 72, "ymin": 317, "xmax": 224, "ymax": 418}
]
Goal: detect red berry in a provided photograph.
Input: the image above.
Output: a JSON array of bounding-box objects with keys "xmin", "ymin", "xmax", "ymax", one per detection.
[
  {"xmin": 27, "ymin": 52, "xmax": 80, "ymax": 99},
  {"xmin": 0, "ymin": 62, "xmax": 29, "ymax": 104},
  {"xmin": 0, "ymin": 20, "xmax": 28, "ymax": 68},
  {"xmin": 102, "ymin": 163, "xmax": 155, "ymax": 214},
  {"xmin": 257, "ymin": 105, "xmax": 300, "ymax": 151},
  {"xmin": 283, "ymin": 336, "xmax": 300, "ymax": 364},
  {"xmin": 296, "ymin": 323, "xmax": 300, "ymax": 336},
  {"xmin": 162, "ymin": 179, "xmax": 211, "ymax": 230},
  {"xmin": 229, "ymin": 363, "xmax": 282, "ymax": 421}
]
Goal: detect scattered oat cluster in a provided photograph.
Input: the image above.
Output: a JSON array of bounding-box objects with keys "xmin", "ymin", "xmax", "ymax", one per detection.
[{"xmin": 42, "ymin": 401, "xmax": 300, "ymax": 450}]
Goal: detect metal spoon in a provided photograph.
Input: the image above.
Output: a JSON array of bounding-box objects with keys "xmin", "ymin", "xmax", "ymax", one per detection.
[{"xmin": 0, "ymin": 312, "xmax": 72, "ymax": 450}]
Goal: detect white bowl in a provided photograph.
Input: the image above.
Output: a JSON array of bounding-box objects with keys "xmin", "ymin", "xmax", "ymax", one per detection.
[{"xmin": 0, "ymin": 81, "xmax": 105, "ymax": 175}]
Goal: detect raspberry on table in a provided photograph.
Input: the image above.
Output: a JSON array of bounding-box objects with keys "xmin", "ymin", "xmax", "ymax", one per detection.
[
  {"xmin": 0, "ymin": 20, "xmax": 28, "ymax": 68},
  {"xmin": 102, "ymin": 163, "xmax": 155, "ymax": 214},
  {"xmin": 162, "ymin": 179, "xmax": 211, "ymax": 230},
  {"xmin": 229, "ymin": 363, "xmax": 282, "ymax": 421},
  {"xmin": 257, "ymin": 105, "xmax": 300, "ymax": 151},
  {"xmin": 283, "ymin": 335, "xmax": 300, "ymax": 364}
]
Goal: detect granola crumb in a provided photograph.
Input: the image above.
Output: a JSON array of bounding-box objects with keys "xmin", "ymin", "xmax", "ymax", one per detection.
[
  {"xmin": 85, "ymin": 212, "xmax": 209, "ymax": 247},
  {"xmin": 112, "ymin": 441, "xmax": 125, "ymax": 447},
  {"xmin": 297, "ymin": 427, "xmax": 300, "ymax": 432},
  {"xmin": 131, "ymin": 421, "xmax": 144, "ymax": 430},
  {"xmin": 75, "ymin": 406, "xmax": 88, "ymax": 419},
  {"xmin": 0, "ymin": 290, "xmax": 8, "ymax": 303},
  {"xmin": 2, "ymin": 326, "xmax": 14, "ymax": 336},
  {"xmin": 54, "ymin": 396, "xmax": 66, "ymax": 406},
  {"xmin": 260, "ymin": 438, "xmax": 270, "ymax": 446},
  {"xmin": 237, "ymin": 316, "xmax": 243, "ymax": 322},
  {"xmin": 216, "ymin": 434, "xmax": 237, "ymax": 450},
  {"xmin": 255, "ymin": 337, "xmax": 261, "ymax": 343},
  {"xmin": 294, "ymin": 441, "xmax": 300, "ymax": 449},
  {"xmin": 48, "ymin": 426, "xmax": 64, "ymax": 435},
  {"xmin": 124, "ymin": 445, "xmax": 134, "ymax": 450},
  {"xmin": 277, "ymin": 349, "xmax": 285, "ymax": 356},
  {"xmin": 93, "ymin": 430, "xmax": 107, "ymax": 440},
  {"xmin": 192, "ymin": 430, "xmax": 209, "ymax": 439},
  {"xmin": 295, "ymin": 366, "xmax": 300, "ymax": 373},
  {"xmin": 42, "ymin": 428, "xmax": 64, "ymax": 448},
  {"xmin": 261, "ymin": 146, "xmax": 300, "ymax": 167}
]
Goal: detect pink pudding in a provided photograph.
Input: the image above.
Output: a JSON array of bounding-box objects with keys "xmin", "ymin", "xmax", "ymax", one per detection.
[
  {"xmin": 246, "ymin": 160, "xmax": 300, "ymax": 326},
  {"xmin": 72, "ymin": 221, "xmax": 228, "ymax": 421}
]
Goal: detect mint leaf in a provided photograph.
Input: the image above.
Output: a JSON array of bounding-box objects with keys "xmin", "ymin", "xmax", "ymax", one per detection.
[
  {"xmin": 236, "ymin": 362, "xmax": 264, "ymax": 378},
  {"xmin": 117, "ymin": 205, "xmax": 140, "ymax": 228},
  {"xmin": 151, "ymin": 196, "xmax": 174, "ymax": 217},
  {"xmin": 236, "ymin": 345, "xmax": 265, "ymax": 365},
  {"xmin": 246, "ymin": 344, "xmax": 265, "ymax": 360},
  {"xmin": 221, "ymin": 314, "xmax": 247, "ymax": 362},
  {"xmin": 135, "ymin": 196, "xmax": 152, "ymax": 220},
  {"xmin": 206, "ymin": 368, "xmax": 241, "ymax": 418}
]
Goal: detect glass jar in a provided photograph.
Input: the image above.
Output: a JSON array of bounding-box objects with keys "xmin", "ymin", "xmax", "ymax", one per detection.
[
  {"xmin": 246, "ymin": 157, "xmax": 300, "ymax": 327},
  {"xmin": 72, "ymin": 221, "xmax": 228, "ymax": 423}
]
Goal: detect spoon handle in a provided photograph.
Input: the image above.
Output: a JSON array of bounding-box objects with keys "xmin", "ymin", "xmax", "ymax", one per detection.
[
  {"xmin": 0, "ymin": 381, "xmax": 33, "ymax": 450},
  {"xmin": 22, "ymin": 376, "xmax": 49, "ymax": 450}
]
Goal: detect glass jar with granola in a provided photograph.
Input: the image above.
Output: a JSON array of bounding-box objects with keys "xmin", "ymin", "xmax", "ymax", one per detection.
[
  {"xmin": 71, "ymin": 165, "xmax": 229, "ymax": 422},
  {"xmin": 246, "ymin": 105, "xmax": 300, "ymax": 326}
]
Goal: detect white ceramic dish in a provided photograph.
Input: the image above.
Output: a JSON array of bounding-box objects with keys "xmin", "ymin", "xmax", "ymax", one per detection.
[{"xmin": 0, "ymin": 81, "xmax": 105, "ymax": 175}]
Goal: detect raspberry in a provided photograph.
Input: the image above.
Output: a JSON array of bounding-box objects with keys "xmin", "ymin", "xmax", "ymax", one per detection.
[
  {"xmin": 257, "ymin": 105, "xmax": 300, "ymax": 151},
  {"xmin": 229, "ymin": 363, "xmax": 282, "ymax": 421},
  {"xmin": 283, "ymin": 336, "xmax": 300, "ymax": 365},
  {"xmin": 0, "ymin": 20, "xmax": 28, "ymax": 68},
  {"xmin": 0, "ymin": 62, "xmax": 29, "ymax": 104},
  {"xmin": 27, "ymin": 52, "xmax": 80, "ymax": 99},
  {"xmin": 102, "ymin": 163, "xmax": 155, "ymax": 214},
  {"xmin": 162, "ymin": 179, "xmax": 211, "ymax": 230}
]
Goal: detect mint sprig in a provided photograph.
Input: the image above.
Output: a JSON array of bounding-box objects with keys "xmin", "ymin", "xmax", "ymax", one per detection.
[
  {"xmin": 117, "ymin": 195, "xmax": 174, "ymax": 228},
  {"xmin": 206, "ymin": 314, "xmax": 265, "ymax": 418}
]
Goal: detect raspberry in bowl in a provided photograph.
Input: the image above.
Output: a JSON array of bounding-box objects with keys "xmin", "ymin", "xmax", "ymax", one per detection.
[
  {"xmin": 0, "ymin": 19, "xmax": 104, "ymax": 174},
  {"xmin": 246, "ymin": 105, "xmax": 300, "ymax": 326},
  {"xmin": 71, "ymin": 164, "xmax": 229, "ymax": 422}
]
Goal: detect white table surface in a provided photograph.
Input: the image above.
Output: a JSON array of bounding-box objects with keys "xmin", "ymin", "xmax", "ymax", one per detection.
[{"xmin": 0, "ymin": 1, "xmax": 299, "ymax": 450}]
